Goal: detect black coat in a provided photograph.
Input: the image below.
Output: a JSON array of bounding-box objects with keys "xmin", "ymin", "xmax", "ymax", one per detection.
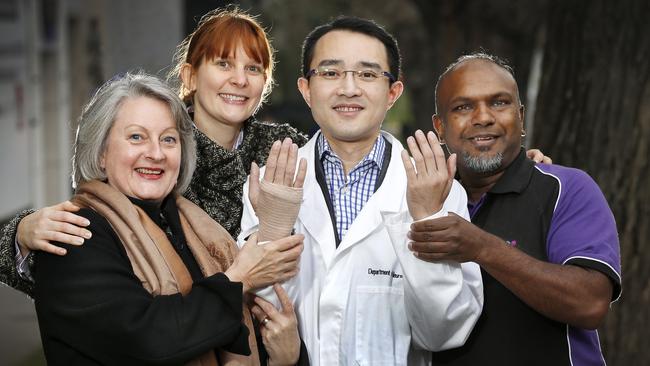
[{"xmin": 34, "ymin": 196, "xmax": 250, "ymax": 365}]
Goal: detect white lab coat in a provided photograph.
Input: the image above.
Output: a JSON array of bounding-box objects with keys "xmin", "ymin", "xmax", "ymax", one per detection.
[{"xmin": 239, "ymin": 131, "xmax": 483, "ymax": 366}]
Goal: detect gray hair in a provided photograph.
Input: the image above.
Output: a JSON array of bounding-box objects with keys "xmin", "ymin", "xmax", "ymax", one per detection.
[{"xmin": 72, "ymin": 72, "xmax": 196, "ymax": 195}]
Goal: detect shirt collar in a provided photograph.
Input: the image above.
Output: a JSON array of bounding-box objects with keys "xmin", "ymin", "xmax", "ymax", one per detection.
[
  {"xmin": 317, "ymin": 132, "xmax": 386, "ymax": 170},
  {"xmin": 488, "ymin": 147, "xmax": 535, "ymax": 194}
]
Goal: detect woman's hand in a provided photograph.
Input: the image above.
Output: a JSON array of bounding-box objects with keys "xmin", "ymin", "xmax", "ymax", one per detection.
[
  {"xmin": 251, "ymin": 284, "xmax": 300, "ymax": 366},
  {"xmin": 225, "ymin": 233, "xmax": 304, "ymax": 293},
  {"xmin": 16, "ymin": 201, "xmax": 92, "ymax": 256}
]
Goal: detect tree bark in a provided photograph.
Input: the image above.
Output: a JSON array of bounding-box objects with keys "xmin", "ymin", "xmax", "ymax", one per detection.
[
  {"xmin": 408, "ymin": 0, "xmax": 546, "ymax": 132},
  {"xmin": 532, "ymin": 0, "xmax": 650, "ymax": 363}
]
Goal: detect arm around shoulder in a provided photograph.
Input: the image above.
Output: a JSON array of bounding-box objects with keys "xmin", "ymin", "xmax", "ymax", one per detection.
[{"xmin": 0, "ymin": 209, "xmax": 36, "ymax": 296}]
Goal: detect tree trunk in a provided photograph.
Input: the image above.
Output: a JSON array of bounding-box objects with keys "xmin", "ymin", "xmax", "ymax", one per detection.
[
  {"xmin": 408, "ymin": 0, "xmax": 546, "ymax": 132},
  {"xmin": 532, "ymin": 0, "xmax": 650, "ymax": 363}
]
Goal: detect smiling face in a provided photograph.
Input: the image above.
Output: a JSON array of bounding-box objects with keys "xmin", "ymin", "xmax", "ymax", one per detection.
[
  {"xmin": 184, "ymin": 43, "xmax": 266, "ymax": 130},
  {"xmin": 434, "ymin": 59, "xmax": 524, "ymax": 176},
  {"xmin": 297, "ymin": 30, "xmax": 403, "ymax": 147},
  {"xmin": 101, "ymin": 96, "xmax": 181, "ymax": 201}
]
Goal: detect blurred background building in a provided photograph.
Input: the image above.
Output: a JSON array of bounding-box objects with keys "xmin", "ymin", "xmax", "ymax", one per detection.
[{"xmin": 1, "ymin": 0, "xmax": 647, "ymax": 364}]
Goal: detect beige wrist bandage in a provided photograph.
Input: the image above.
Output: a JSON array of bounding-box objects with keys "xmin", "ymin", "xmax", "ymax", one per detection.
[{"xmin": 257, "ymin": 180, "xmax": 303, "ymax": 242}]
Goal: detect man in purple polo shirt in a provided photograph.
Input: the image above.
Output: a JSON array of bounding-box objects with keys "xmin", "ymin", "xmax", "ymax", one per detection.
[{"xmin": 407, "ymin": 52, "xmax": 621, "ymax": 366}]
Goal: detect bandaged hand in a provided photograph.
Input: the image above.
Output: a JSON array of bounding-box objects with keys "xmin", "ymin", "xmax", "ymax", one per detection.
[{"xmin": 249, "ymin": 138, "xmax": 307, "ymax": 242}]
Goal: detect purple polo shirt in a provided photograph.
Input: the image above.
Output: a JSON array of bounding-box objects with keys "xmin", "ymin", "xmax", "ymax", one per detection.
[{"xmin": 434, "ymin": 150, "xmax": 621, "ymax": 366}]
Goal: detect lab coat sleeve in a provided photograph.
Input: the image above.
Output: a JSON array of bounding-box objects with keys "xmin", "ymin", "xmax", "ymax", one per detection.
[
  {"xmin": 385, "ymin": 180, "xmax": 483, "ymax": 351},
  {"xmin": 238, "ymin": 172, "xmax": 301, "ymax": 310}
]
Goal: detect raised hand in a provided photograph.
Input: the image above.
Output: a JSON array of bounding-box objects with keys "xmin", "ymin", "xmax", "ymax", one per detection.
[
  {"xmin": 249, "ymin": 138, "xmax": 307, "ymax": 211},
  {"xmin": 16, "ymin": 201, "xmax": 92, "ymax": 256},
  {"xmin": 400, "ymin": 130, "xmax": 456, "ymax": 221}
]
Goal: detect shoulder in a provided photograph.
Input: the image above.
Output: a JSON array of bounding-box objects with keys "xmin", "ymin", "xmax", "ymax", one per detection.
[
  {"xmin": 532, "ymin": 163, "xmax": 605, "ymax": 204},
  {"xmin": 247, "ymin": 119, "xmax": 308, "ymax": 146},
  {"xmin": 45, "ymin": 207, "xmax": 122, "ymax": 260}
]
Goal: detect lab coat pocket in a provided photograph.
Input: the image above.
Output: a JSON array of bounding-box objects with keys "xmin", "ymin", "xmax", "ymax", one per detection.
[{"xmin": 355, "ymin": 286, "xmax": 409, "ymax": 366}]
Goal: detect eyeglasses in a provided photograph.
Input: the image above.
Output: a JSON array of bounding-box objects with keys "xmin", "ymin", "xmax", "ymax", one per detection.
[{"xmin": 306, "ymin": 67, "xmax": 396, "ymax": 83}]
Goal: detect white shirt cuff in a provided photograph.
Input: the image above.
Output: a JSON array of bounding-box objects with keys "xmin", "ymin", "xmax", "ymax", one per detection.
[{"xmin": 416, "ymin": 208, "xmax": 449, "ymax": 222}]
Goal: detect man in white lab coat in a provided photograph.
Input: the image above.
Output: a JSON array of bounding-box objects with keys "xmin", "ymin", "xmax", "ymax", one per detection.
[{"xmin": 239, "ymin": 16, "xmax": 483, "ymax": 366}]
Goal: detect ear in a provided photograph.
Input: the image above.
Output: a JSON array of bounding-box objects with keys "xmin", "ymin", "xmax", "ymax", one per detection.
[
  {"xmin": 433, "ymin": 114, "xmax": 445, "ymax": 141},
  {"xmin": 297, "ymin": 77, "xmax": 312, "ymax": 108},
  {"xmin": 180, "ymin": 63, "xmax": 196, "ymax": 94},
  {"xmin": 519, "ymin": 104, "xmax": 525, "ymax": 130},
  {"xmin": 386, "ymin": 81, "xmax": 404, "ymax": 110}
]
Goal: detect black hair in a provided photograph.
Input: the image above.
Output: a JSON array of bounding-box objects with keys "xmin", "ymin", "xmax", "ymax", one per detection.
[{"xmin": 300, "ymin": 15, "xmax": 402, "ymax": 83}]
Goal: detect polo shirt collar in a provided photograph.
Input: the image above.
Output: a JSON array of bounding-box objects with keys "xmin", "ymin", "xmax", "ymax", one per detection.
[{"xmin": 489, "ymin": 147, "xmax": 535, "ymax": 194}]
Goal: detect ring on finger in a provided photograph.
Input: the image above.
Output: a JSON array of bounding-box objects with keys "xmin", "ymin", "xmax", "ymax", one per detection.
[{"xmin": 261, "ymin": 316, "xmax": 270, "ymax": 326}]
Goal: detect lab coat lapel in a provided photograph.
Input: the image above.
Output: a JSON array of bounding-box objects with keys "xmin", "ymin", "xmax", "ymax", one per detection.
[
  {"xmin": 334, "ymin": 132, "xmax": 407, "ymax": 256},
  {"xmin": 297, "ymin": 134, "xmax": 337, "ymax": 268}
]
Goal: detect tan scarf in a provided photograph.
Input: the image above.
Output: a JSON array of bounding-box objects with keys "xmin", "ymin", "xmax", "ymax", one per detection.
[{"xmin": 72, "ymin": 180, "xmax": 260, "ymax": 366}]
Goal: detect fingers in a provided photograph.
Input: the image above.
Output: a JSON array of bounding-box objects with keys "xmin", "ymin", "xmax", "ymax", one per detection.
[
  {"xmin": 51, "ymin": 210, "xmax": 91, "ymax": 229},
  {"xmin": 416, "ymin": 130, "xmax": 437, "ymax": 174},
  {"xmin": 526, "ymin": 148, "xmax": 551, "ymax": 164},
  {"xmin": 443, "ymin": 153, "xmax": 457, "ymax": 199},
  {"xmin": 400, "ymin": 150, "xmax": 417, "ymax": 181},
  {"xmin": 43, "ymin": 229, "xmax": 86, "ymax": 246},
  {"xmin": 250, "ymin": 304, "xmax": 268, "ymax": 323},
  {"xmin": 294, "ymin": 158, "xmax": 308, "ymax": 188},
  {"xmin": 283, "ymin": 143, "xmax": 298, "ymax": 186},
  {"xmin": 254, "ymin": 295, "xmax": 281, "ymax": 321},
  {"xmin": 410, "ymin": 215, "xmax": 457, "ymax": 232},
  {"xmin": 408, "ymin": 240, "xmax": 450, "ymax": 254},
  {"xmin": 263, "ymin": 141, "xmax": 281, "ymax": 182},
  {"xmin": 428, "ymin": 131, "xmax": 446, "ymax": 174},
  {"xmin": 263, "ymin": 139, "xmax": 303, "ymax": 187},
  {"xmin": 57, "ymin": 200, "xmax": 83, "ymax": 213},
  {"xmin": 34, "ymin": 241, "xmax": 69, "ymax": 256},
  {"xmin": 249, "ymin": 162, "xmax": 260, "ymax": 210},
  {"xmin": 243, "ymin": 232, "xmax": 259, "ymax": 248},
  {"xmin": 274, "ymin": 138, "xmax": 292, "ymax": 184},
  {"xmin": 273, "ymin": 283, "xmax": 295, "ymax": 314},
  {"xmin": 267, "ymin": 234, "xmax": 304, "ymax": 252},
  {"xmin": 406, "ymin": 133, "xmax": 427, "ymax": 176},
  {"xmin": 447, "ymin": 153, "xmax": 457, "ymax": 180}
]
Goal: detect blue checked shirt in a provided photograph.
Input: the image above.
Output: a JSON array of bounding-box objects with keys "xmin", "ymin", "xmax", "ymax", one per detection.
[{"xmin": 318, "ymin": 133, "xmax": 386, "ymax": 240}]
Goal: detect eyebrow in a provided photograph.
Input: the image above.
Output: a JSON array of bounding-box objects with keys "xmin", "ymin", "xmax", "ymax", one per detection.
[
  {"xmin": 317, "ymin": 59, "xmax": 343, "ymax": 67},
  {"xmin": 316, "ymin": 59, "xmax": 383, "ymax": 70},
  {"xmin": 449, "ymin": 91, "xmax": 514, "ymax": 104}
]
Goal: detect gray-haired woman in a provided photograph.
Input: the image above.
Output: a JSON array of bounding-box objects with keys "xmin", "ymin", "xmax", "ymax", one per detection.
[{"xmin": 34, "ymin": 72, "xmax": 303, "ymax": 365}]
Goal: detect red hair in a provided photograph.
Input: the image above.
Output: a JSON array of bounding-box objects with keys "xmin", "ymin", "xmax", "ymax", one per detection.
[{"xmin": 172, "ymin": 8, "xmax": 275, "ymax": 104}]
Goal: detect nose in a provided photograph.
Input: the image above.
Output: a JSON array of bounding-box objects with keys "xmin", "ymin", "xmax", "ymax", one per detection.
[
  {"xmin": 337, "ymin": 71, "xmax": 362, "ymax": 97},
  {"xmin": 229, "ymin": 66, "xmax": 249, "ymax": 87},
  {"xmin": 145, "ymin": 141, "xmax": 165, "ymax": 161},
  {"xmin": 473, "ymin": 102, "xmax": 495, "ymax": 127}
]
